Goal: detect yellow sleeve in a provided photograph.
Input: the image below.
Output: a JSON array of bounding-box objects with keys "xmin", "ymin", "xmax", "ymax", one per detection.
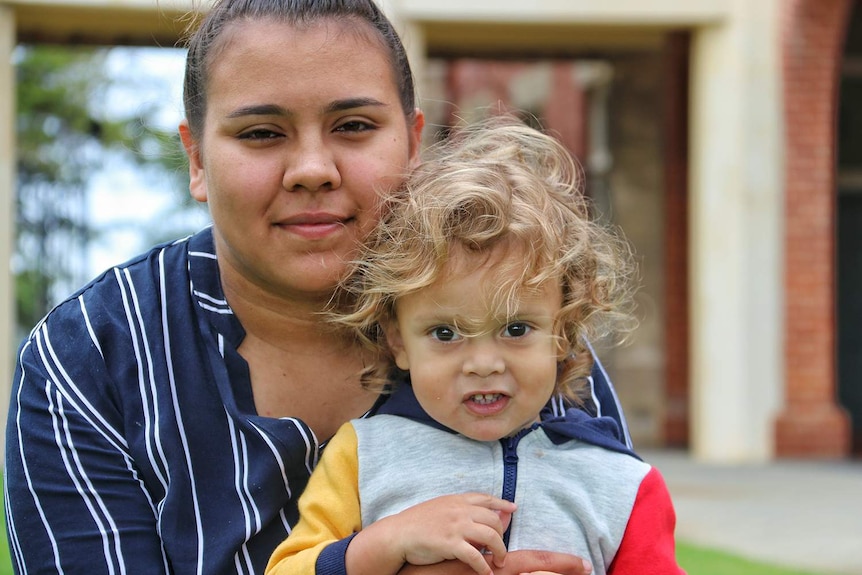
[{"xmin": 265, "ymin": 422, "xmax": 362, "ymax": 574}]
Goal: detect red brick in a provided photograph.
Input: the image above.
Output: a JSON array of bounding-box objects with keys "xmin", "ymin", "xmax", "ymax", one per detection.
[{"xmin": 779, "ymin": 0, "xmax": 852, "ymax": 458}]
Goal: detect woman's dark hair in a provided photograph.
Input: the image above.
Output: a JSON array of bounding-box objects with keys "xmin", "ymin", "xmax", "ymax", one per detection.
[{"xmin": 181, "ymin": 0, "xmax": 416, "ymax": 139}]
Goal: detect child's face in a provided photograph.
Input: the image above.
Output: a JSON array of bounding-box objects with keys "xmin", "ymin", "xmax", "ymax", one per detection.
[{"xmin": 385, "ymin": 247, "xmax": 563, "ymax": 441}]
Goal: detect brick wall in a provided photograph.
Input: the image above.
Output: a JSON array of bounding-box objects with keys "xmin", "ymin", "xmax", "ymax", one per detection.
[
  {"xmin": 434, "ymin": 56, "xmax": 668, "ymax": 447},
  {"xmin": 662, "ymin": 34, "xmax": 690, "ymax": 448},
  {"xmin": 776, "ymin": 0, "xmax": 853, "ymax": 457}
]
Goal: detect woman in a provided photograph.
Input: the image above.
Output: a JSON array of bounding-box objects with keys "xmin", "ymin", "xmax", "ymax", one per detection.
[{"xmin": 4, "ymin": 1, "xmax": 625, "ymax": 573}]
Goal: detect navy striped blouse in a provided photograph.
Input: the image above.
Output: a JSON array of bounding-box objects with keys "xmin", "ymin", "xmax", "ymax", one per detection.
[{"xmin": 4, "ymin": 227, "xmax": 630, "ymax": 575}]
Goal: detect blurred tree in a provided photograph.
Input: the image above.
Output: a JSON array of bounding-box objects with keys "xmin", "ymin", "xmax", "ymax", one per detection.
[{"xmin": 15, "ymin": 45, "xmax": 190, "ymax": 334}]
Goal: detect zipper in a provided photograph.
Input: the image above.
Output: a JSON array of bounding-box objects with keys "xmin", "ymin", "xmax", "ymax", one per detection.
[{"xmin": 499, "ymin": 427, "xmax": 533, "ymax": 547}]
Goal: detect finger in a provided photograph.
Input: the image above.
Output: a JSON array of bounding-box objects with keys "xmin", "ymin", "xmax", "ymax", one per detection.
[
  {"xmin": 451, "ymin": 543, "xmax": 494, "ymax": 575},
  {"xmin": 496, "ymin": 509, "xmax": 513, "ymax": 532},
  {"xmin": 467, "ymin": 505, "xmax": 513, "ymax": 536},
  {"xmin": 481, "ymin": 534, "xmax": 508, "ymax": 567},
  {"xmin": 464, "ymin": 520, "xmax": 507, "ymax": 547},
  {"xmin": 520, "ymin": 567, "xmax": 591, "ymax": 575},
  {"xmin": 463, "ymin": 524, "xmax": 508, "ymax": 568},
  {"xmin": 462, "ymin": 493, "xmax": 518, "ymax": 514},
  {"xmin": 504, "ymin": 550, "xmax": 592, "ymax": 575}
]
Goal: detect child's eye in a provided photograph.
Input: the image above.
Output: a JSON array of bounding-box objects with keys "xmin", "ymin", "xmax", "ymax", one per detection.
[
  {"xmin": 503, "ymin": 322, "xmax": 531, "ymax": 338},
  {"xmin": 430, "ymin": 326, "xmax": 459, "ymax": 342}
]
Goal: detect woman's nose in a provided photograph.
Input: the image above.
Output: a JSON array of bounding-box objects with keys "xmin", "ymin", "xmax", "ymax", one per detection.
[
  {"xmin": 462, "ymin": 341, "xmax": 506, "ymax": 377},
  {"xmin": 283, "ymin": 134, "xmax": 341, "ymax": 193}
]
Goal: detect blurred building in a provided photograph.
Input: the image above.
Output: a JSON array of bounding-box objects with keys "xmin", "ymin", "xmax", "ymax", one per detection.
[{"xmin": 0, "ymin": 0, "xmax": 858, "ymax": 463}]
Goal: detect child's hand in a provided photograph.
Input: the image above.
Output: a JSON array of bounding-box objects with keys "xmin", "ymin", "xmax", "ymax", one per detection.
[
  {"xmin": 395, "ymin": 493, "xmax": 515, "ymax": 574},
  {"xmin": 348, "ymin": 492, "xmax": 517, "ymax": 575}
]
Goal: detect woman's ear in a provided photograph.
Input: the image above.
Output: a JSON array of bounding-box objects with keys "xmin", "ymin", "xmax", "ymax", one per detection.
[
  {"xmin": 179, "ymin": 120, "xmax": 208, "ymax": 203},
  {"xmin": 407, "ymin": 109, "xmax": 426, "ymax": 170},
  {"xmin": 382, "ymin": 321, "xmax": 410, "ymax": 371}
]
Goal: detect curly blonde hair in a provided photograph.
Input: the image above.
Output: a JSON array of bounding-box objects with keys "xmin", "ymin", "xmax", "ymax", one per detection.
[{"xmin": 332, "ymin": 115, "xmax": 637, "ymax": 403}]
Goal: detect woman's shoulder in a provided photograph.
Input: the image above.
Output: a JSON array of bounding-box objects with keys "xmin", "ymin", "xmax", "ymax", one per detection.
[
  {"xmin": 16, "ymin": 230, "xmax": 218, "ymax": 398},
  {"xmin": 32, "ymin": 231, "xmax": 210, "ymax": 341}
]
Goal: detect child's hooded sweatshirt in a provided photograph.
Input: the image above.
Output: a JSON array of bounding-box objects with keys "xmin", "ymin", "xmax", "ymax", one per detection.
[{"xmin": 266, "ymin": 382, "xmax": 685, "ymax": 575}]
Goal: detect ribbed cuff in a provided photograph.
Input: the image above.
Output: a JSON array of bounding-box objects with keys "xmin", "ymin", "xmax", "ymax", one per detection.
[{"xmin": 314, "ymin": 533, "xmax": 358, "ymax": 575}]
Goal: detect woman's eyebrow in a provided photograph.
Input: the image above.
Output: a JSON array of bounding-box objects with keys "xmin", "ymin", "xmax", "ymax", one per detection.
[
  {"xmin": 324, "ymin": 97, "xmax": 386, "ymax": 113},
  {"xmin": 226, "ymin": 104, "xmax": 287, "ymax": 118},
  {"xmin": 225, "ymin": 98, "xmax": 385, "ymax": 119}
]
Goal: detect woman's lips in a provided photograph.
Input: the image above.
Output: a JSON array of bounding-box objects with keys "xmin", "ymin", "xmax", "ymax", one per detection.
[{"xmin": 278, "ymin": 214, "xmax": 350, "ymax": 240}]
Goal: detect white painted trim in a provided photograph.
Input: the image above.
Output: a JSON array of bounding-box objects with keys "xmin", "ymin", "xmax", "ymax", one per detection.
[
  {"xmin": 689, "ymin": 0, "xmax": 783, "ymax": 463},
  {"xmin": 0, "ymin": 4, "xmax": 16, "ymax": 466},
  {"xmin": 398, "ymin": 0, "xmax": 729, "ymax": 24}
]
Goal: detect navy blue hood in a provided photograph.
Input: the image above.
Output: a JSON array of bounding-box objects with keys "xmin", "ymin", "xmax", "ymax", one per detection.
[{"xmin": 378, "ymin": 381, "xmax": 640, "ymax": 460}]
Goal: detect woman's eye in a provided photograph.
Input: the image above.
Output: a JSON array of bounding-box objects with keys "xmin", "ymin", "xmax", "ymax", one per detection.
[
  {"xmin": 430, "ymin": 326, "xmax": 458, "ymax": 342},
  {"xmin": 238, "ymin": 129, "xmax": 281, "ymax": 141},
  {"xmin": 335, "ymin": 120, "xmax": 375, "ymax": 134},
  {"xmin": 504, "ymin": 322, "xmax": 531, "ymax": 338}
]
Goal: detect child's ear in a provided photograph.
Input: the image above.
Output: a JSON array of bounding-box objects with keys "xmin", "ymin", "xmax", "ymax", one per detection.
[{"xmin": 382, "ymin": 321, "xmax": 410, "ymax": 371}]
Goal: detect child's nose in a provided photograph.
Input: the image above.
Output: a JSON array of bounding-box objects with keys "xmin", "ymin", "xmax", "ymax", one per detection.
[{"xmin": 462, "ymin": 341, "xmax": 506, "ymax": 377}]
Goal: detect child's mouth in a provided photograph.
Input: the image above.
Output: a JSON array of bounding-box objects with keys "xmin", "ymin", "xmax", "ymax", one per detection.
[
  {"xmin": 469, "ymin": 393, "xmax": 504, "ymax": 405},
  {"xmin": 468, "ymin": 393, "xmax": 506, "ymax": 406}
]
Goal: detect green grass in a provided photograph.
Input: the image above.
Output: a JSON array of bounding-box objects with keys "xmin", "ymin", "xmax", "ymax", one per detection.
[
  {"xmin": 0, "ymin": 538, "xmax": 834, "ymax": 575},
  {"xmin": 0, "ymin": 490, "xmax": 10, "ymax": 575},
  {"xmin": 677, "ymin": 541, "xmax": 831, "ymax": 575},
  {"xmin": 0, "ymin": 539, "xmax": 838, "ymax": 575},
  {"xmin": 0, "ymin": 521, "xmax": 837, "ymax": 575},
  {"xmin": 0, "ymin": 542, "xmax": 8, "ymax": 575}
]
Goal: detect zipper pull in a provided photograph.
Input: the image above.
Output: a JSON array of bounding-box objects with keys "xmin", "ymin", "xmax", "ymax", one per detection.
[{"xmin": 503, "ymin": 432, "xmax": 523, "ymax": 463}]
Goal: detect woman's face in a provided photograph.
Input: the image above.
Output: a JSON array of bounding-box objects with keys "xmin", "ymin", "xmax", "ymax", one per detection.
[{"xmin": 180, "ymin": 19, "xmax": 424, "ymax": 302}]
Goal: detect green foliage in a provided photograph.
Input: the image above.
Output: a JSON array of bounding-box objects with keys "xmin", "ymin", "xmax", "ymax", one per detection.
[
  {"xmin": 18, "ymin": 48, "xmax": 116, "ymax": 186},
  {"xmin": 14, "ymin": 44, "xmax": 189, "ymax": 332},
  {"xmin": 15, "ymin": 268, "xmax": 52, "ymax": 332}
]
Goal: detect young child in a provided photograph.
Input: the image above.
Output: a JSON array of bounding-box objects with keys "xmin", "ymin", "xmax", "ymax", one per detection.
[{"xmin": 266, "ymin": 117, "xmax": 685, "ymax": 575}]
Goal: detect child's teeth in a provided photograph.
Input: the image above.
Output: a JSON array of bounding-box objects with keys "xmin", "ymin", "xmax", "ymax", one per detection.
[{"xmin": 472, "ymin": 394, "xmax": 500, "ymax": 404}]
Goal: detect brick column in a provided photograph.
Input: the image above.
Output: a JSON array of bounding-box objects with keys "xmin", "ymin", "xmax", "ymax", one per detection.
[
  {"xmin": 662, "ymin": 33, "xmax": 690, "ymax": 448},
  {"xmin": 776, "ymin": 0, "xmax": 852, "ymax": 457}
]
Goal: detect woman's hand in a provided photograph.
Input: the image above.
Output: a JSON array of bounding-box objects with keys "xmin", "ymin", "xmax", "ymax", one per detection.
[
  {"xmin": 347, "ymin": 493, "xmax": 516, "ymax": 575},
  {"xmin": 398, "ymin": 550, "xmax": 593, "ymax": 575}
]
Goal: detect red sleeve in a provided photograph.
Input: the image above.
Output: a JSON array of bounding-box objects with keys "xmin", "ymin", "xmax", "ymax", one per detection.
[{"xmin": 607, "ymin": 466, "xmax": 687, "ymax": 575}]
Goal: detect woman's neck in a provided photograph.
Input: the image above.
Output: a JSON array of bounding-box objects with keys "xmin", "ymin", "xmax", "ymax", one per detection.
[
  {"xmin": 220, "ymin": 258, "xmax": 337, "ymax": 344},
  {"xmin": 219, "ymin": 265, "xmax": 377, "ymax": 440}
]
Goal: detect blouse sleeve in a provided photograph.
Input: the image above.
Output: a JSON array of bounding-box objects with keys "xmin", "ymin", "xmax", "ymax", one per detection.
[{"xmin": 5, "ymin": 323, "xmax": 170, "ymax": 574}]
